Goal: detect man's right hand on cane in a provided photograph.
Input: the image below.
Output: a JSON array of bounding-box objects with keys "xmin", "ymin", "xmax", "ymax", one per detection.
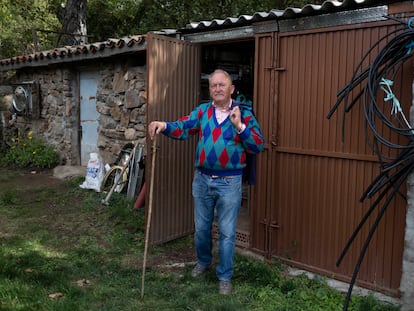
[{"xmin": 148, "ymin": 121, "xmax": 166, "ymax": 140}]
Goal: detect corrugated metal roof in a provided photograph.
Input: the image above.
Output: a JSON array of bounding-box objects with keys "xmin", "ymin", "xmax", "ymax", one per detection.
[
  {"xmin": 182, "ymin": 0, "xmax": 392, "ymax": 31},
  {"xmin": 0, "ymin": 35, "xmax": 146, "ymax": 71}
]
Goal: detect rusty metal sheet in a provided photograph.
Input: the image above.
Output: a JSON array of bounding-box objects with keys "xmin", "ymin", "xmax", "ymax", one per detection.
[
  {"xmin": 146, "ymin": 34, "xmax": 200, "ymax": 244},
  {"xmin": 252, "ymin": 22, "xmax": 408, "ymax": 294}
]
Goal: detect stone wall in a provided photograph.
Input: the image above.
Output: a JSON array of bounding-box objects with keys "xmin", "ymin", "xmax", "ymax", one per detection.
[
  {"xmin": 400, "ymin": 86, "xmax": 414, "ymax": 311},
  {"xmin": 40, "ymin": 68, "xmax": 78, "ymax": 164},
  {"xmin": 0, "ymin": 68, "xmax": 79, "ymax": 164},
  {"xmin": 0, "ymin": 59, "xmax": 147, "ymax": 166},
  {"xmin": 96, "ymin": 64, "xmax": 147, "ymax": 165},
  {"xmin": 401, "ymin": 172, "xmax": 414, "ymax": 310}
]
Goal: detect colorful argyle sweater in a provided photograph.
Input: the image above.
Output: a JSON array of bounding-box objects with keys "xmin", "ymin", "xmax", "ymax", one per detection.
[{"xmin": 162, "ymin": 100, "xmax": 265, "ymax": 177}]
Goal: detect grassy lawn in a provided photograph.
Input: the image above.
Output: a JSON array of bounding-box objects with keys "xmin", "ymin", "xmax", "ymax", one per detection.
[{"xmin": 0, "ymin": 168, "xmax": 400, "ymax": 310}]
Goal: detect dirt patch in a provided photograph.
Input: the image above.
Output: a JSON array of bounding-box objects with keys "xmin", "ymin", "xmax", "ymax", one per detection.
[
  {"xmin": 122, "ymin": 244, "xmax": 197, "ymax": 273},
  {"xmin": 1, "ymin": 166, "xmax": 86, "ymax": 192},
  {"xmin": 2, "ymin": 168, "xmax": 64, "ymax": 189}
]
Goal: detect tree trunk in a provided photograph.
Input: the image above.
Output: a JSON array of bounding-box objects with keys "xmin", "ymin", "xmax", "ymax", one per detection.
[{"xmin": 58, "ymin": 0, "xmax": 88, "ymax": 46}]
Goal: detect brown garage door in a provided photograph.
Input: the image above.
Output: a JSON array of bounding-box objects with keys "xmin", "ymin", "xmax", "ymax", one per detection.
[{"xmin": 252, "ymin": 21, "xmax": 408, "ymax": 294}]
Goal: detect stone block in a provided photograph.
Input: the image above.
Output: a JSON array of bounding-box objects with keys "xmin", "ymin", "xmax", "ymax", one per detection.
[
  {"xmin": 101, "ymin": 128, "xmax": 125, "ymax": 140},
  {"xmin": 110, "ymin": 106, "xmax": 122, "ymax": 121},
  {"xmin": 130, "ymin": 109, "xmax": 140, "ymax": 123},
  {"xmin": 124, "ymin": 128, "xmax": 136, "ymax": 140},
  {"xmin": 100, "ymin": 114, "xmax": 117, "ymax": 130},
  {"xmin": 125, "ymin": 89, "xmax": 141, "ymax": 109},
  {"xmin": 139, "ymin": 90, "xmax": 147, "ymax": 103},
  {"xmin": 134, "ymin": 80, "xmax": 145, "ymax": 91},
  {"xmin": 120, "ymin": 110, "xmax": 129, "ymax": 127},
  {"xmin": 113, "ymin": 71, "xmax": 127, "ymax": 93},
  {"xmin": 96, "ymin": 102, "xmax": 111, "ymax": 115}
]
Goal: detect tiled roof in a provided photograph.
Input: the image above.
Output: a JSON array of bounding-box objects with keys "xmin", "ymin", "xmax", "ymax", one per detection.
[{"xmin": 0, "ymin": 35, "xmax": 146, "ymax": 72}]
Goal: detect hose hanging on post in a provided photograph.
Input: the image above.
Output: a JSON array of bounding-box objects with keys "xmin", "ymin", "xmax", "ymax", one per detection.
[{"xmin": 327, "ymin": 16, "xmax": 414, "ymax": 311}]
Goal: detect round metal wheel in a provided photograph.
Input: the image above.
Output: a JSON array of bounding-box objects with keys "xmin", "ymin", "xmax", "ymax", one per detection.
[{"xmin": 101, "ymin": 165, "xmax": 128, "ymax": 193}]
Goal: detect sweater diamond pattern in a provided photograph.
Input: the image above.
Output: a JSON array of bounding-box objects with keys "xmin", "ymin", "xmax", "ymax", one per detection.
[
  {"xmin": 199, "ymin": 148, "xmax": 206, "ymax": 166},
  {"xmin": 183, "ymin": 119, "xmax": 197, "ymax": 129},
  {"xmin": 231, "ymin": 150, "xmax": 241, "ymax": 167},
  {"xmin": 218, "ymin": 149, "xmax": 230, "ymax": 168},
  {"xmin": 171, "ymin": 128, "xmax": 183, "ymax": 138},
  {"xmin": 207, "ymin": 147, "xmax": 218, "ymax": 167},
  {"xmin": 162, "ymin": 101, "xmax": 265, "ymax": 174},
  {"xmin": 212, "ymin": 127, "xmax": 222, "ymax": 143},
  {"xmin": 223, "ymin": 126, "xmax": 234, "ymax": 145},
  {"xmin": 207, "ymin": 107, "xmax": 213, "ymax": 119},
  {"xmin": 203, "ymin": 123, "xmax": 211, "ymax": 143}
]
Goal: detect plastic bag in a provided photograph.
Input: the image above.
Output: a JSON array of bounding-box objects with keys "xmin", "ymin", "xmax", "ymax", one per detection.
[{"xmin": 79, "ymin": 153, "xmax": 104, "ymax": 192}]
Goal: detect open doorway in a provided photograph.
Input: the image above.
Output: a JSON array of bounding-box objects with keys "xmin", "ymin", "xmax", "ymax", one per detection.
[
  {"xmin": 200, "ymin": 40, "xmax": 255, "ymax": 103},
  {"xmin": 201, "ymin": 40, "xmax": 255, "ymax": 248}
]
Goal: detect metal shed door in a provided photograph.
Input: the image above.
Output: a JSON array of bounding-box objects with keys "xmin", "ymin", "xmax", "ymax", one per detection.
[
  {"xmin": 255, "ymin": 23, "xmax": 407, "ymax": 294},
  {"xmin": 146, "ymin": 33, "xmax": 200, "ymax": 245},
  {"xmin": 80, "ymin": 71, "xmax": 100, "ymax": 165}
]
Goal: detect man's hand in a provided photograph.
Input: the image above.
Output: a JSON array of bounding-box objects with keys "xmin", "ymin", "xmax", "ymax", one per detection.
[
  {"xmin": 148, "ymin": 121, "xmax": 166, "ymax": 140},
  {"xmin": 230, "ymin": 106, "xmax": 244, "ymax": 132}
]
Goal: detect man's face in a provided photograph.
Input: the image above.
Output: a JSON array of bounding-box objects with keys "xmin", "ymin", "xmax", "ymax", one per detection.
[{"xmin": 209, "ymin": 72, "xmax": 235, "ymax": 107}]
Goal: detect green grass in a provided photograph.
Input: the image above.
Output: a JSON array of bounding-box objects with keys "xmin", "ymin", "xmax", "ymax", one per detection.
[{"xmin": 0, "ymin": 168, "xmax": 400, "ymax": 310}]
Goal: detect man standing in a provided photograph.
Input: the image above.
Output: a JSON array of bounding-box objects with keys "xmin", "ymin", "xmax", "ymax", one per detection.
[{"xmin": 148, "ymin": 69, "xmax": 264, "ymax": 295}]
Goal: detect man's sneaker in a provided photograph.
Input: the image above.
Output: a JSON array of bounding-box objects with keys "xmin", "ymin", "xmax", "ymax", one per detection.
[
  {"xmin": 218, "ymin": 280, "xmax": 232, "ymax": 295},
  {"xmin": 191, "ymin": 264, "xmax": 209, "ymax": 278}
]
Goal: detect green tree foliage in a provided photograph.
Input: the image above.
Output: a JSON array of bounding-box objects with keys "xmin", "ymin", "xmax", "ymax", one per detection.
[
  {"xmin": 0, "ymin": 0, "xmax": 322, "ymax": 59},
  {"xmin": 134, "ymin": 0, "xmax": 323, "ymax": 33},
  {"xmin": 0, "ymin": 0, "xmax": 60, "ymax": 59},
  {"xmin": 86, "ymin": 0, "xmax": 142, "ymax": 42}
]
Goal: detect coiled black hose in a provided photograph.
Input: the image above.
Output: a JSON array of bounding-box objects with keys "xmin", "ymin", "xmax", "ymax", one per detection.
[{"xmin": 327, "ymin": 16, "xmax": 414, "ymax": 311}]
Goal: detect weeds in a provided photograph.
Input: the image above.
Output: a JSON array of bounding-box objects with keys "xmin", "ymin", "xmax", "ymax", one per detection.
[
  {"xmin": 0, "ymin": 168, "xmax": 401, "ymax": 310},
  {"xmin": 0, "ymin": 131, "xmax": 59, "ymax": 168},
  {"xmin": 1, "ymin": 189, "xmax": 18, "ymax": 205}
]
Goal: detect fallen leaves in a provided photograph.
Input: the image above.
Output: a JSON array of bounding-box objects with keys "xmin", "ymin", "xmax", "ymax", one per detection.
[
  {"xmin": 75, "ymin": 279, "xmax": 92, "ymax": 287},
  {"xmin": 47, "ymin": 279, "xmax": 92, "ymax": 301},
  {"xmin": 48, "ymin": 292, "xmax": 63, "ymax": 299}
]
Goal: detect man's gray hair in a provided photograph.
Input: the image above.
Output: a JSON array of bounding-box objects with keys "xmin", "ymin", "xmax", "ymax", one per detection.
[{"xmin": 208, "ymin": 69, "xmax": 233, "ymax": 83}]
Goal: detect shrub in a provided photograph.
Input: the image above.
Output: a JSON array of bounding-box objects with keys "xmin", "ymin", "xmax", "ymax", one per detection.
[{"xmin": 0, "ymin": 131, "xmax": 60, "ymax": 168}]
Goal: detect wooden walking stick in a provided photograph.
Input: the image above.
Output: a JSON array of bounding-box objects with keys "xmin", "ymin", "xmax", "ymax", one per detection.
[{"xmin": 141, "ymin": 135, "xmax": 157, "ymax": 299}]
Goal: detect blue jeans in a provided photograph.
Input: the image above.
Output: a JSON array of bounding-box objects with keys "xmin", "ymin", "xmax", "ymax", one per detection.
[{"xmin": 192, "ymin": 170, "xmax": 242, "ymax": 281}]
